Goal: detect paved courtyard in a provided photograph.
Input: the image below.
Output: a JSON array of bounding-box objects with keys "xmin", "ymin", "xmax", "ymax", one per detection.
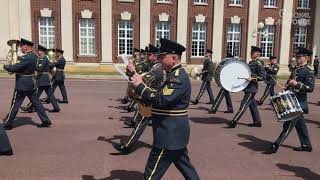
[{"xmin": 0, "ymin": 77, "xmax": 320, "ymax": 180}]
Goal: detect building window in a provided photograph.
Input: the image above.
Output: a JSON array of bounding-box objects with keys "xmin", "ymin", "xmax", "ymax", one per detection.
[
  {"xmin": 260, "ymin": 25, "xmax": 275, "ymax": 58},
  {"xmin": 191, "ymin": 23, "xmax": 206, "ymax": 57},
  {"xmin": 79, "ymin": 19, "xmax": 96, "ymax": 56},
  {"xmin": 264, "ymin": 0, "xmax": 276, "ymax": 7},
  {"xmin": 298, "ymin": 0, "xmax": 309, "ymax": 9},
  {"xmin": 155, "ymin": 22, "xmax": 170, "ymax": 47},
  {"xmin": 39, "ymin": 17, "xmax": 55, "ymax": 49},
  {"xmin": 229, "ymin": 0, "xmax": 242, "ymax": 5},
  {"xmin": 227, "ymin": 24, "xmax": 241, "ymax": 57},
  {"xmin": 294, "ymin": 26, "xmax": 307, "ymax": 51},
  {"xmin": 193, "ymin": 0, "xmax": 208, "ymax": 5},
  {"xmin": 118, "ymin": 20, "xmax": 133, "ymax": 55}
]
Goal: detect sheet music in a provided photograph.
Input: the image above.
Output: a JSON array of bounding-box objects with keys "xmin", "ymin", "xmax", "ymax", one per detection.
[
  {"xmin": 121, "ymin": 54, "xmax": 129, "ymax": 65},
  {"xmin": 114, "ymin": 65, "xmax": 130, "ymax": 82}
]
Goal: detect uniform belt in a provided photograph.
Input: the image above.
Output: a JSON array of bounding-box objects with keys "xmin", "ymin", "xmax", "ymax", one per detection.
[
  {"xmin": 151, "ymin": 108, "xmax": 188, "ymax": 116},
  {"xmin": 38, "ymin": 72, "xmax": 50, "ymax": 75},
  {"xmin": 56, "ymin": 69, "xmax": 64, "ymax": 71},
  {"xmin": 16, "ymin": 74, "xmax": 35, "ymax": 77}
]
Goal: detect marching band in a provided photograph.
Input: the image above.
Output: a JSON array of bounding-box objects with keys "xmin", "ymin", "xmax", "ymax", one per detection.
[{"xmin": 0, "ymin": 36, "xmax": 319, "ymax": 179}]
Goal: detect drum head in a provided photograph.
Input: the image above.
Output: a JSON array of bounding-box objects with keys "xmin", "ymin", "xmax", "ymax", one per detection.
[{"xmin": 218, "ymin": 59, "xmax": 251, "ymax": 92}]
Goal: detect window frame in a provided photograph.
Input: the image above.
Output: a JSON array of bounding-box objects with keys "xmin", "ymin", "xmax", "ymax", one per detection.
[
  {"xmin": 264, "ymin": 0, "xmax": 277, "ymax": 8},
  {"xmin": 297, "ymin": 0, "xmax": 310, "ymax": 9},
  {"xmin": 293, "ymin": 26, "xmax": 307, "ymax": 52},
  {"xmin": 155, "ymin": 21, "xmax": 171, "ymax": 47},
  {"xmin": 193, "ymin": 0, "xmax": 208, "ymax": 6},
  {"xmin": 79, "ymin": 18, "xmax": 96, "ymax": 56},
  {"xmin": 226, "ymin": 23, "xmax": 241, "ymax": 58},
  {"xmin": 118, "ymin": 20, "xmax": 134, "ymax": 55},
  {"xmin": 229, "ymin": 0, "xmax": 243, "ymax": 6},
  {"xmin": 38, "ymin": 17, "xmax": 56, "ymax": 49},
  {"xmin": 259, "ymin": 25, "xmax": 275, "ymax": 58},
  {"xmin": 191, "ymin": 22, "xmax": 207, "ymax": 57}
]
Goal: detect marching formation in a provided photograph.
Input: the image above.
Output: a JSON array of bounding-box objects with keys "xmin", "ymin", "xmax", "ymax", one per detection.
[
  {"xmin": 0, "ymin": 38, "xmax": 69, "ymax": 156},
  {"xmin": 113, "ymin": 38, "xmax": 318, "ymax": 179},
  {"xmin": 0, "ymin": 36, "xmax": 318, "ymax": 179}
]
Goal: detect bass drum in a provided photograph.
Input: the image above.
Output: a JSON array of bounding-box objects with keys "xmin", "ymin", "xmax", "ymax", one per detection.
[{"xmin": 215, "ymin": 58, "xmax": 251, "ymax": 93}]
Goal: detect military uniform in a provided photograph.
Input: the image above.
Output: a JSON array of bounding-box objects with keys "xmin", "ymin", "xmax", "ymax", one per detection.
[
  {"xmin": 265, "ymin": 47, "xmax": 314, "ymax": 154},
  {"xmin": 192, "ymin": 51, "xmax": 215, "ymax": 104},
  {"xmin": 133, "ymin": 39, "xmax": 199, "ymax": 180},
  {"xmin": 314, "ymin": 56, "xmax": 319, "ymax": 76},
  {"xmin": 24, "ymin": 46, "xmax": 60, "ymax": 112},
  {"xmin": 51, "ymin": 49, "xmax": 68, "ymax": 103},
  {"xmin": 229, "ymin": 46, "xmax": 267, "ymax": 128},
  {"xmin": 257, "ymin": 60, "xmax": 279, "ymax": 105},
  {"xmin": 114, "ymin": 45, "xmax": 165, "ymax": 152},
  {"xmin": 208, "ymin": 88, "xmax": 233, "ymax": 114},
  {"xmin": 3, "ymin": 38, "xmax": 52, "ymax": 130}
]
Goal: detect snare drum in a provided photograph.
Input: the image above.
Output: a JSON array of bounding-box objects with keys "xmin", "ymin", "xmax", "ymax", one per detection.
[
  {"xmin": 215, "ymin": 58, "xmax": 251, "ymax": 92},
  {"xmin": 270, "ymin": 91, "xmax": 303, "ymax": 122}
]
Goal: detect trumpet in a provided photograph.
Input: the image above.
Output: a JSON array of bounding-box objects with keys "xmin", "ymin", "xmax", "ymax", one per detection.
[
  {"xmin": 47, "ymin": 49, "xmax": 57, "ymax": 78},
  {"xmin": 6, "ymin": 39, "xmax": 20, "ymax": 65}
]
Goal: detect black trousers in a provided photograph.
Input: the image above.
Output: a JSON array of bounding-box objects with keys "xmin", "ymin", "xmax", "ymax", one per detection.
[
  {"xmin": 0, "ymin": 124, "xmax": 12, "ymax": 153},
  {"xmin": 144, "ymin": 147, "xmax": 200, "ymax": 180},
  {"xmin": 210, "ymin": 88, "xmax": 233, "ymax": 113},
  {"xmin": 123, "ymin": 117, "xmax": 150, "ymax": 149},
  {"xmin": 194, "ymin": 81, "xmax": 214, "ymax": 103},
  {"xmin": 4, "ymin": 90, "xmax": 50, "ymax": 125},
  {"xmin": 27, "ymin": 86, "xmax": 60, "ymax": 111},
  {"xmin": 52, "ymin": 80, "xmax": 68, "ymax": 101},
  {"xmin": 258, "ymin": 84, "xmax": 275, "ymax": 104},
  {"xmin": 233, "ymin": 92, "xmax": 261, "ymax": 124},
  {"xmin": 274, "ymin": 115, "xmax": 311, "ymax": 147}
]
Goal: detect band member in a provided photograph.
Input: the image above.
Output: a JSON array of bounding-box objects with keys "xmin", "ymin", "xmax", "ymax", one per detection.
[
  {"xmin": 130, "ymin": 39, "xmax": 199, "ymax": 179},
  {"xmin": 121, "ymin": 48, "xmax": 141, "ymax": 104},
  {"xmin": 2, "ymin": 38, "xmax": 52, "ymax": 130},
  {"xmin": 0, "ymin": 124, "xmax": 13, "ymax": 156},
  {"xmin": 21, "ymin": 45, "xmax": 60, "ymax": 113},
  {"xmin": 191, "ymin": 49, "xmax": 215, "ymax": 105},
  {"xmin": 51, "ymin": 48, "xmax": 68, "ymax": 103},
  {"xmin": 228, "ymin": 46, "xmax": 267, "ymax": 128},
  {"xmin": 208, "ymin": 53, "xmax": 234, "ymax": 114},
  {"xmin": 257, "ymin": 56, "xmax": 279, "ymax": 106},
  {"xmin": 314, "ymin": 55, "xmax": 319, "ymax": 77},
  {"xmin": 265, "ymin": 47, "xmax": 314, "ymax": 154},
  {"xmin": 113, "ymin": 44, "xmax": 164, "ymax": 153}
]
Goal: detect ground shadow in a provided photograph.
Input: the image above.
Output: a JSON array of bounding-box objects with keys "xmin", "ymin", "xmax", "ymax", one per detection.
[
  {"xmin": 12, "ymin": 117, "xmax": 40, "ymax": 128},
  {"xmin": 189, "ymin": 107, "xmax": 209, "ymax": 111},
  {"xmin": 276, "ymin": 163, "xmax": 320, "ymax": 180},
  {"xmin": 190, "ymin": 117, "xmax": 229, "ymax": 125},
  {"xmin": 308, "ymin": 102, "xmax": 319, "ymax": 106},
  {"xmin": 305, "ymin": 119, "xmax": 320, "ymax": 128},
  {"xmin": 82, "ymin": 170, "xmax": 143, "ymax": 180},
  {"xmin": 97, "ymin": 135, "xmax": 152, "ymax": 155},
  {"xmin": 238, "ymin": 134, "xmax": 272, "ymax": 152}
]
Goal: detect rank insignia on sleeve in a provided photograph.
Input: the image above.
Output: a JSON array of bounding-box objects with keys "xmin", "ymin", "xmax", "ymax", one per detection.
[{"xmin": 162, "ymin": 85, "xmax": 174, "ymax": 96}]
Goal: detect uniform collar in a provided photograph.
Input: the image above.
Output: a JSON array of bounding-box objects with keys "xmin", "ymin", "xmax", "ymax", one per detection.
[{"xmin": 166, "ymin": 63, "xmax": 182, "ymax": 74}]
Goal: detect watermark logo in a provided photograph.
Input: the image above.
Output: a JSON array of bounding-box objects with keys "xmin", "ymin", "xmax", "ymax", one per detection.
[{"xmin": 278, "ymin": 9, "xmax": 312, "ymax": 26}]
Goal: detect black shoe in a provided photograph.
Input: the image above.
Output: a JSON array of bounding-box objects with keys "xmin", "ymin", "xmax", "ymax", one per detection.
[
  {"xmin": 58, "ymin": 99, "xmax": 68, "ymax": 104},
  {"xmin": 49, "ymin": 109, "xmax": 60, "ymax": 113},
  {"xmin": 208, "ymin": 109, "xmax": 216, "ymax": 114},
  {"xmin": 224, "ymin": 111, "xmax": 233, "ymax": 114},
  {"xmin": 3, "ymin": 124, "xmax": 13, "ymax": 130},
  {"xmin": 317, "ymin": 102, "xmax": 320, "ymax": 106},
  {"xmin": 112, "ymin": 142, "xmax": 129, "ymax": 153},
  {"xmin": 124, "ymin": 120, "xmax": 135, "ymax": 128},
  {"xmin": 248, "ymin": 123, "xmax": 262, "ymax": 127},
  {"xmin": 191, "ymin": 100, "xmax": 198, "ymax": 105},
  {"xmin": 148, "ymin": 120, "xmax": 152, "ymax": 126},
  {"xmin": 0, "ymin": 149, "xmax": 13, "ymax": 156},
  {"xmin": 205, "ymin": 102, "xmax": 213, "ymax": 104},
  {"xmin": 293, "ymin": 146, "xmax": 312, "ymax": 152},
  {"xmin": 20, "ymin": 107, "xmax": 33, "ymax": 113},
  {"xmin": 40, "ymin": 98, "xmax": 50, "ymax": 104},
  {"xmin": 256, "ymin": 100, "xmax": 263, "ymax": 106},
  {"xmin": 227, "ymin": 120, "xmax": 237, "ymax": 128},
  {"xmin": 37, "ymin": 121, "xmax": 52, "ymax": 128},
  {"xmin": 263, "ymin": 143, "xmax": 279, "ymax": 154},
  {"xmin": 120, "ymin": 98, "xmax": 129, "ymax": 104}
]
